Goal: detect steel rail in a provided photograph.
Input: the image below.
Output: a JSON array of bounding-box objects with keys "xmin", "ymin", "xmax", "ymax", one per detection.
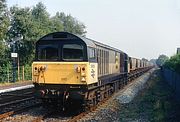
[{"xmin": 0, "ymin": 102, "xmax": 42, "ymax": 120}]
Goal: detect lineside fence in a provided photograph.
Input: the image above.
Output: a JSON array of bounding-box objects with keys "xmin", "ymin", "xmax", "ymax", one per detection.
[
  {"xmin": 0, "ymin": 65, "xmax": 32, "ymax": 83},
  {"xmin": 162, "ymin": 67, "xmax": 180, "ymax": 101}
]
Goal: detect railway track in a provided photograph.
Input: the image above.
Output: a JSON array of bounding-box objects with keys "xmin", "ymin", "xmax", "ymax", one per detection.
[
  {"xmin": 31, "ymin": 101, "xmax": 106, "ymax": 122},
  {"xmin": 31, "ymin": 91, "xmax": 116, "ymax": 122},
  {"xmin": 0, "ymin": 88, "xmax": 34, "ymax": 104},
  {"xmin": 0, "ymin": 101, "xmax": 42, "ymax": 120},
  {"xmin": 67, "ymin": 99, "xmax": 108, "ymax": 122},
  {"xmin": 66, "ymin": 80, "xmax": 134, "ymax": 122},
  {"xmin": 32, "ymin": 110, "xmax": 58, "ymax": 122},
  {"xmin": 0, "ymin": 87, "xmax": 42, "ymax": 120}
]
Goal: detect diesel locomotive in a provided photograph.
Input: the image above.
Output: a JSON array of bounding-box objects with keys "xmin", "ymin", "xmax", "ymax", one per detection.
[{"xmin": 32, "ymin": 32, "xmax": 153, "ymax": 108}]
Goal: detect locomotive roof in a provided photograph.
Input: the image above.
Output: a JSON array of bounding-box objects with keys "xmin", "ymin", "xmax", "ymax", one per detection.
[
  {"xmin": 37, "ymin": 32, "xmax": 125, "ymax": 54},
  {"xmin": 78, "ymin": 36, "xmax": 125, "ymax": 53}
]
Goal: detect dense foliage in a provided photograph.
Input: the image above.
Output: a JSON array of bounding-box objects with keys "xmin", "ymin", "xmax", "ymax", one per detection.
[
  {"xmin": 0, "ymin": 0, "xmax": 10, "ymax": 81},
  {"xmin": 156, "ymin": 54, "xmax": 169, "ymax": 67},
  {"xmin": 0, "ymin": 1, "xmax": 86, "ymax": 82},
  {"xmin": 164, "ymin": 54, "xmax": 180, "ymax": 73}
]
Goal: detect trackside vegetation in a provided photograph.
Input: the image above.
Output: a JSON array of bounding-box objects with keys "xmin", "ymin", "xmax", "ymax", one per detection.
[
  {"xmin": 119, "ymin": 70, "xmax": 180, "ymax": 121},
  {"xmin": 164, "ymin": 54, "xmax": 180, "ymax": 74},
  {"xmin": 156, "ymin": 53, "xmax": 180, "ymax": 74},
  {"xmin": 0, "ymin": 1, "xmax": 86, "ymax": 82},
  {"xmin": 156, "ymin": 54, "xmax": 169, "ymax": 67}
]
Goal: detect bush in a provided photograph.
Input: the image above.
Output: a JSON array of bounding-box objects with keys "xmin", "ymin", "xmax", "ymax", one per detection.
[
  {"xmin": 156, "ymin": 55, "xmax": 169, "ymax": 67},
  {"xmin": 164, "ymin": 54, "xmax": 180, "ymax": 73}
]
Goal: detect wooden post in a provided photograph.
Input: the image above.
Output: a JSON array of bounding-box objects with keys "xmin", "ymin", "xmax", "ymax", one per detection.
[
  {"xmin": 22, "ymin": 66, "xmax": 24, "ymax": 81},
  {"xmin": 7, "ymin": 67, "xmax": 9, "ymax": 82},
  {"xmin": 18, "ymin": 56, "xmax": 20, "ymax": 81}
]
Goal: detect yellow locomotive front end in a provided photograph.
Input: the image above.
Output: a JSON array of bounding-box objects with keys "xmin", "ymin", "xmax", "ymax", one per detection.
[
  {"xmin": 33, "ymin": 62, "xmax": 89, "ymax": 85},
  {"xmin": 32, "ymin": 32, "xmax": 98, "ymax": 104}
]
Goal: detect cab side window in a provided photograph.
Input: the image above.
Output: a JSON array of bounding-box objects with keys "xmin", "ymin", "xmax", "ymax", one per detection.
[
  {"xmin": 88, "ymin": 47, "xmax": 96, "ymax": 62},
  {"xmin": 89, "ymin": 48, "xmax": 95, "ymax": 59}
]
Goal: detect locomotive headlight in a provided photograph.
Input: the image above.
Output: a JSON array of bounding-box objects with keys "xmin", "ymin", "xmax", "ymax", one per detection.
[
  {"xmin": 81, "ymin": 72, "xmax": 86, "ymax": 76},
  {"xmin": 81, "ymin": 66, "xmax": 86, "ymax": 76},
  {"xmin": 34, "ymin": 67, "xmax": 38, "ymax": 71},
  {"xmin": 82, "ymin": 67, "xmax": 85, "ymax": 71},
  {"xmin": 38, "ymin": 66, "xmax": 46, "ymax": 72},
  {"xmin": 81, "ymin": 77, "xmax": 86, "ymax": 82},
  {"xmin": 34, "ymin": 67, "xmax": 38, "ymax": 72},
  {"xmin": 33, "ymin": 66, "xmax": 39, "ymax": 75},
  {"xmin": 40, "ymin": 66, "xmax": 45, "ymax": 71},
  {"xmin": 76, "ymin": 66, "xmax": 81, "ymax": 73}
]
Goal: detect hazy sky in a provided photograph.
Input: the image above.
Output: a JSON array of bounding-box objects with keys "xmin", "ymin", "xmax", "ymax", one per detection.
[{"xmin": 7, "ymin": 0, "xmax": 180, "ymax": 60}]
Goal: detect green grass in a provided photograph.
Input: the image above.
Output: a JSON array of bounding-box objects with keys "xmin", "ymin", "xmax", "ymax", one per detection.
[{"xmin": 118, "ymin": 70, "xmax": 180, "ymax": 122}]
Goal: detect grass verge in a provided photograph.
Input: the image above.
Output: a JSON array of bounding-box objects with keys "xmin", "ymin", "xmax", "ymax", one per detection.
[{"xmin": 118, "ymin": 69, "xmax": 180, "ymax": 122}]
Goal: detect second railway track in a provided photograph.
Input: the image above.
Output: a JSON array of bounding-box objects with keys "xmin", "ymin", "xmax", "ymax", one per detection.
[{"xmin": 0, "ymin": 87, "xmax": 42, "ymax": 120}]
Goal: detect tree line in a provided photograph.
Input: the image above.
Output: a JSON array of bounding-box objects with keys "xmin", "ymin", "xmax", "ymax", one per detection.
[
  {"xmin": 156, "ymin": 54, "xmax": 180, "ymax": 74},
  {"xmin": 164, "ymin": 54, "xmax": 180, "ymax": 73},
  {"xmin": 0, "ymin": 1, "xmax": 86, "ymax": 81}
]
